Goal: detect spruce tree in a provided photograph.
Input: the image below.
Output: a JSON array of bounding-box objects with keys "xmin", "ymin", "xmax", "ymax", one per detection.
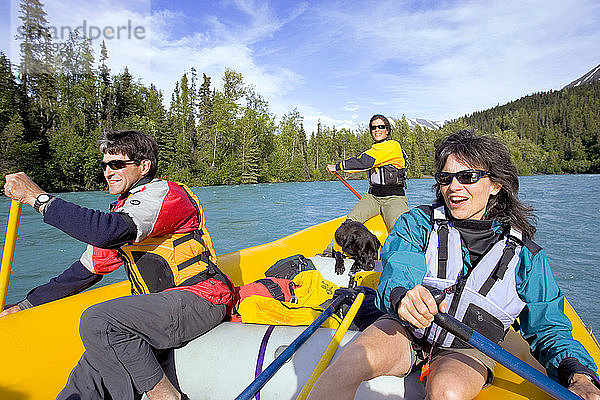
[
  {"xmin": 16, "ymin": 0, "xmax": 57, "ymax": 184},
  {"xmin": 98, "ymin": 40, "xmax": 113, "ymax": 125}
]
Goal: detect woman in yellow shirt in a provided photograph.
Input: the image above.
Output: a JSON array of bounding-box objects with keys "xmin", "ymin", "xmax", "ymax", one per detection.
[{"xmin": 327, "ymin": 114, "xmax": 409, "ymax": 233}]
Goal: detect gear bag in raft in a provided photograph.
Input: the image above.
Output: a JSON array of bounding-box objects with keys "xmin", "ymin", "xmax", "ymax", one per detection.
[
  {"xmin": 264, "ymin": 254, "xmax": 316, "ymax": 279},
  {"xmin": 236, "ymin": 270, "xmax": 343, "ymax": 328}
]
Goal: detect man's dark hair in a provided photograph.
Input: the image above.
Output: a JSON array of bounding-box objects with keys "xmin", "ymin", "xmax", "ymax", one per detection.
[
  {"xmin": 433, "ymin": 129, "xmax": 536, "ymax": 238},
  {"xmin": 98, "ymin": 129, "xmax": 159, "ymax": 179},
  {"xmin": 369, "ymin": 114, "xmax": 393, "ymax": 135}
]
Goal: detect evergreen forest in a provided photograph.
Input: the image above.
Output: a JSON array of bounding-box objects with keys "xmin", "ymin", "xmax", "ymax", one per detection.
[{"xmin": 1, "ymin": 0, "xmax": 599, "ymax": 193}]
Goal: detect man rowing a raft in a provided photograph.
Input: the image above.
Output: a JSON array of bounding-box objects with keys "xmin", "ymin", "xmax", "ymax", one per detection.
[{"xmin": 2, "ymin": 129, "xmax": 234, "ymax": 400}]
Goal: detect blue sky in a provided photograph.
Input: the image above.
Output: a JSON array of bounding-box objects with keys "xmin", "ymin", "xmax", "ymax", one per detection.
[{"xmin": 2, "ymin": 0, "xmax": 600, "ymax": 133}]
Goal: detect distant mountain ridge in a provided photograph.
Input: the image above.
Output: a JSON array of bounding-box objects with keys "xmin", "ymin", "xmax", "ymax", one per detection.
[
  {"xmin": 405, "ymin": 117, "xmax": 449, "ymax": 130},
  {"xmin": 397, "ymin": 117, "xmax": 449, "ymax": 130},
  {"xmin": 394, "ymin": 63, "xmax": 599, "ymax": 131},
  {"xmin": 563, "ymin": 63, "xmax": 600, "ymax": 89}
]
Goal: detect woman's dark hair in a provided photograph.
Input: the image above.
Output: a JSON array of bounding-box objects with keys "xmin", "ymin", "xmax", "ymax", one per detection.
[
  {"xmin": 369, "ymin": 114, "xmax": 392, "ymax": 136},
  {"xmin": 98, "ymin": 129, "xmax": 159, "ymax": 179},
  {"xmin": 433, "ymin": 129, "xmax": 536, "ymax": 239}
]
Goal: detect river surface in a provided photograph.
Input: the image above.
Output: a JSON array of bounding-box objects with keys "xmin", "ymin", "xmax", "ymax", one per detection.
[{"xmin": 1, "ymin": 175, "xmax": 599, "ymax": 335}]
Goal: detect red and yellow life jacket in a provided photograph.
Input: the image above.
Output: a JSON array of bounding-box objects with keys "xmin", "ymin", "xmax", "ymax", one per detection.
[{"xmin": 117, "ymin": 183, "xmax": 230, "ymax": 294}]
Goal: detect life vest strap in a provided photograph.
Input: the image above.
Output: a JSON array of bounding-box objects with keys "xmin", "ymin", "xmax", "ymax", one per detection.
[
  {"xmin": 433, "ymin": 206, "xmax": 449, "ymax": 279},
  {"xmin": 179, "ymin": 270, "xmax": 212, "ymax": 287},
  {"xmin": 173, "ymin": 229, "xmax": 205, "ymax": 247},
  {"xmin": 437, "ymin": 221, "xmax": 449, "ymax": 279},
  {"xmin": 176, "ymin": 250, "xmax": 213, "ymax": 271},
  {"xmin": 255, "ymin": 278, "xmax": 286, "ymax": 301},
  {"xmin": 478, "ymin": 229, "xmax": 522, "ymax": 296}
]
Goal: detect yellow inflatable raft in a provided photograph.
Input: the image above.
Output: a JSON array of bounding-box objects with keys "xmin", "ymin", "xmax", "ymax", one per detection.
[{"xmin": 0, "ymin": 215, "xmax": 598, "ymax": 399}]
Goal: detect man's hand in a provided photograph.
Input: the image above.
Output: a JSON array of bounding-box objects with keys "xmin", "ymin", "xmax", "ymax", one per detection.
[
  {"xmin": 568, "ymin": 373, "xmax": 600, "ymax": 399},
  {"xmin": 397, "ymin": 284, "xmax": 448, "ymax": 329},
  {"xmin": 326, "ymin": 164, "xmax": 337, "ymax": 174},
  {"xmin": 0, "ymin": 305, "xmax": 21, "ymax": 317},
  {"xmin": 4, "ymin": 172, "xmax": 45, "ymax": 207}
]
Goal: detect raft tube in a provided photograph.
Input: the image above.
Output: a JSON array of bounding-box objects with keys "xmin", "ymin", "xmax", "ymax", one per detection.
[{"xmin": 176, "ymin": 321, "xmax": 425, "ymax": 400}]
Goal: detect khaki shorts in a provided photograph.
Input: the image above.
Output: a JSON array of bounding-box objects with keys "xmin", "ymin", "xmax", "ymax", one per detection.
[
  {"xmin": 379, "ymin": 314, "xmax": 496, "ymax": 387},
  {"xmin": 347, "ymin": 193, "xmax": 409, "ymax": 232}
]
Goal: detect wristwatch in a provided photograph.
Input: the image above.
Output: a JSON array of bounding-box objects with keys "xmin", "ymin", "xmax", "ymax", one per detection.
[{"xmin": 34, "ymin": 193, "xmax": 55, "ymax": 214}]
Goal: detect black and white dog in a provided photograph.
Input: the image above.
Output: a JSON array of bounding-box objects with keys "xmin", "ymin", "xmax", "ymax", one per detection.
[{"xmin": 333, "ymin": 220, "xmax": 381, "ymax": 279}]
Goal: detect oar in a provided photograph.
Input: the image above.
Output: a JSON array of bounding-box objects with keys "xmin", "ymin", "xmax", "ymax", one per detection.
[
  {"xmin": 235, "ymin": 291, "xmax": 352, "ymax": 400},
  {"xmin": 333, "ymin": 172, "xmax": 362, "ymax": 199},
  {"xmin": 429, "ymin": 289, "xmax": 581, "ymax": 400},
  {"xmin": 0, "ymin": 200, "xmax": 23, "ymax": 310},
  {"xmin": 296, "ymin": 291, "xmax": 365, "ymax": 400}
]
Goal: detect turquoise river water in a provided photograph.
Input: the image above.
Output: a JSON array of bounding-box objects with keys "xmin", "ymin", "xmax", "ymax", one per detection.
[{"xmin": 0, "ymin": 175, "xmax": 599, "ymax": 335}]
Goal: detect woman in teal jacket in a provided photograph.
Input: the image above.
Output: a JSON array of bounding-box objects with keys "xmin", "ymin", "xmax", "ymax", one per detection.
[{"xmin": 309, "ymin": 130, "xmax": 600, "ymax": 400}]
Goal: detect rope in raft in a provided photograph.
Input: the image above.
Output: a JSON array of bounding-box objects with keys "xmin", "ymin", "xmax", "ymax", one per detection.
[{"xmin": 253, "ymin": 325, "xmax": 275, "ymax": 400}]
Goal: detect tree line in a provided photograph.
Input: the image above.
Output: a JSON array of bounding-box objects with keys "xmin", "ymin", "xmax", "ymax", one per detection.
[
  {"xmin": 1, "ymin": 0, "xmax": 599, "ymax": 193},
  {"xmin": 457, "ymin": 82, "xmax": 600, "ymax": 174}
]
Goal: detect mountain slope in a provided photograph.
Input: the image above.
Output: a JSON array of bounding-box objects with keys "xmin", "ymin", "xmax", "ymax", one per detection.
[
  {"xmin": 405, "ymin": 117, "xmax": 449, "ymax": 130},
  {"xmin": 458, "ymin": 79, "xmax": 600, "ymax": 173},
  {"xmin": 563, "ymin": 63, "xmax": 600, "ymax": 89}
]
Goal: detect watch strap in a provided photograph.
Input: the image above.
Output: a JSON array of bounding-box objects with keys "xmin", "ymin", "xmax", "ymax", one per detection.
[{"xmin": 34, "ymin": 194, "xmax": 55, "ymax": 214}]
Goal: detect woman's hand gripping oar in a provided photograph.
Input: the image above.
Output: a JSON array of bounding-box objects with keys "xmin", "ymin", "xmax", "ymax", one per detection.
[
  {"xmin": 296, "ymin": 288, "xmax": 365, "ymax": 400},
  {"xmin": 427, "ymin": 288, "xmax": 584, "ymax": 400},
  {"xmin": 0, "ymin": 200, "xmax": 23, "ymax": 311}
]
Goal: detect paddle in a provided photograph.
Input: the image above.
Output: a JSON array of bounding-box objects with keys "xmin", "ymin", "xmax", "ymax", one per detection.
[
  {"xmin": 333, "ymin": 172, "xmax": 362, "ymax": 200},
  {"xmin": 0, "ymin": 200, "xmax": 23, "ymax": 311},
  {"xmin": 235, "ymin": 290, "xmax": 353, "ymax": 400},
  {"xmin": 296, "ymin": 291, "xmax": 365, "ymax": 400},
  {"xmin": 428, "ymin": 288, "xmax": 581, "ymax": 400}
]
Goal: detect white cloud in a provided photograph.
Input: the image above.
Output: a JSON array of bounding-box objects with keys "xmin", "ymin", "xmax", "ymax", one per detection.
[
  {"xmin": 343, "ymin": 103, "xmax": 360, "ymax": 112},
  {"xmin": 294, "ymin": 0, "xmax": 600, "ymax": 122}
]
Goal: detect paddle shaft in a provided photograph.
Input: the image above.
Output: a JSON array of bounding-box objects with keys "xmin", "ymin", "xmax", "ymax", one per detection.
[
  {"xmin": 433, "ymin": 311, "xmax": 581, "ymax": 400},
  {"xmin": 333, "ymin": 172, "xmax": 362, "ymax": 199},
  {"xmin": 0, "ymin": 200, "xmax": 23, "ymax": 310},
  {"xmin": 296, "ymin": 292, "xmax": 365, "ymax": 400},
  {"xmin": 235, "ymin": 292, "xmax": 351, "ymax": 400}
]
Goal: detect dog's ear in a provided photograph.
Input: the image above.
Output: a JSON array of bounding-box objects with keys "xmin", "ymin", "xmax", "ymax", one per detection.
[
  {"xmin": 334, "ymin": 222, "xmax": 350, "ymax": 247},
  {"xmin": 373, "ymin": 234, "xmax": 381, "ymax": 251},
  {"xmin": 344, "ymin": 231, "xmax": 359, "ymax": 252}
]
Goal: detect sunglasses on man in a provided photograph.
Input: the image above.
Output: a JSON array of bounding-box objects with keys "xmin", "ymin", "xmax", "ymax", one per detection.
[
  {"xmin": 370, "ymin": 124, "xmax": 387, "ymax": 131},
  {"xmin": 100, "ymin": 159, "xmax": 138, "ymax": 171},
  {"xmin": 435, "ymin": 169, "xmax": 492, "ymax": 185}
]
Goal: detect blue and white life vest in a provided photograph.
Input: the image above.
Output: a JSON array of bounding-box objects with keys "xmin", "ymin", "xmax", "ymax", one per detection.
[{"xmin": 413, "ymin": 206, "xmax": 526, "ymax": 347}]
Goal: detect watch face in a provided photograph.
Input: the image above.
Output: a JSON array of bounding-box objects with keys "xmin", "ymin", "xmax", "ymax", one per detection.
[{"xmin": 38, "ymin": 194, "xmax": 51, "ymax": 202}]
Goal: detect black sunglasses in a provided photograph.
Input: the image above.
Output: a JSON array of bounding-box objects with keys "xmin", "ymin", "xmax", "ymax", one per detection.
[
  {"xmin": 100, "ymin": 159, "xmax": 138, "ymax": 171},
  {"xmin": 435, "ymin": 169, "xmax": 492, "ymax": 185},
  {"xmin": 370, "ymin": 124, "xmax": 387, "ymax": 131}
]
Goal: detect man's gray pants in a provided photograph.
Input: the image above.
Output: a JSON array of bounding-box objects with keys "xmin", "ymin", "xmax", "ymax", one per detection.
[{"xmin": 57, "ymin": 290, "xmax": 226, "ymax": 400}]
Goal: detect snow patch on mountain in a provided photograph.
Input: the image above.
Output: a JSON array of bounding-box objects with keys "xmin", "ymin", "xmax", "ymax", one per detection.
[
  {"xmin": 563, "ymin": 63, "xmax": 600, "ymax": 89},
  {"xmin": 404, "ymin": 118, "xmax": 449, "ymax": 130}
]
